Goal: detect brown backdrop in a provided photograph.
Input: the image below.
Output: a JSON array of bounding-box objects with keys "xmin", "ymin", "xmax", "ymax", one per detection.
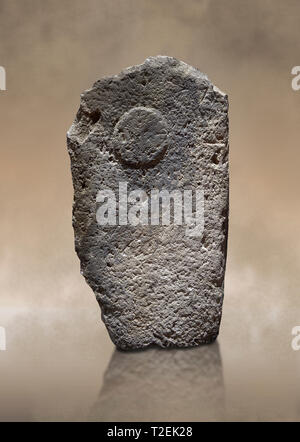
[{"xmin": 0, "ymin": 0, "xmax": 300, "ymax": 421}]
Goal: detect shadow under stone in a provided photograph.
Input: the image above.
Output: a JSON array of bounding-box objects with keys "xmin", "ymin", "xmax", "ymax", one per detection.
[{"xmin": 89, "ymin": 341, "xmax": 225, "ymax": 421}]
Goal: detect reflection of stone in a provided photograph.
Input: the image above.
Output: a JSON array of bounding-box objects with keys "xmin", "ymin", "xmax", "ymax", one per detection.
[{"xmin": 90, "ymin": 342, "xmax": 225, "ymax": 421}]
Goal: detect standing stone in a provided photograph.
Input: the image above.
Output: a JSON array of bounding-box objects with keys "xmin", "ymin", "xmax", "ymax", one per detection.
[{"xmin": 67, "ymin": 56, "xmax": 229, "ymax": 350}]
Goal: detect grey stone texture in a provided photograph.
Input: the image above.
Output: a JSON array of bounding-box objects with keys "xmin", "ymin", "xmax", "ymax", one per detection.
[{"xmin": 67, "ymin": 56, "xmax": 229, "ymax": 350}]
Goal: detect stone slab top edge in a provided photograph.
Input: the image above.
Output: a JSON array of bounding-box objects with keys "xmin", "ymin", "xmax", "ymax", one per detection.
[{"xmin": 83, "ymin": 55, "xmax": 227, "ymax": 99}]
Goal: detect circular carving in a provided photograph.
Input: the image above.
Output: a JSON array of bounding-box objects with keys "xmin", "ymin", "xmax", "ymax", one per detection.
[{"xmin": 112, "ymin": 107, "xmax": 168, "ymax": 168}]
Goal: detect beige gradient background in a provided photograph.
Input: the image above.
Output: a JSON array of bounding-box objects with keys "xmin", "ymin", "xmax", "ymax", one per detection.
[{"xmin": 0, "ymin": 0, "xmax": 300, "ymax": 421}]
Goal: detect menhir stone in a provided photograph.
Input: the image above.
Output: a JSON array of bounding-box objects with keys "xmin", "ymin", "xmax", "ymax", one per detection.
[{"xmin": 67, "ymin": 56, "xmax": 229, "ymax": 350}]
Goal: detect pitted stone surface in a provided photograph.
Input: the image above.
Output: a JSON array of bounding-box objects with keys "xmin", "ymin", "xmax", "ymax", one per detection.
[
  {"xmin": 67, "ymin": 56, "xmax": 229, "ymax": 350},
  {"xmin": 112, "ymin": 106, "xmax": 168, "ymax": 168}
]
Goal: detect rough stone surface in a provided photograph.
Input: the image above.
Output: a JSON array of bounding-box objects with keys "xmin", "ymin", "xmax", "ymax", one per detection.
[{"xmin": 67, "ymin": 56, "xmax": 229, "ymax": 350}]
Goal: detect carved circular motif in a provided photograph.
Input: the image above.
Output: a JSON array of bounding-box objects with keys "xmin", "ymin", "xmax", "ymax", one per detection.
[{"xmin": 112, "ymin": 107, "xmax": 168, "ymax": 168}]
